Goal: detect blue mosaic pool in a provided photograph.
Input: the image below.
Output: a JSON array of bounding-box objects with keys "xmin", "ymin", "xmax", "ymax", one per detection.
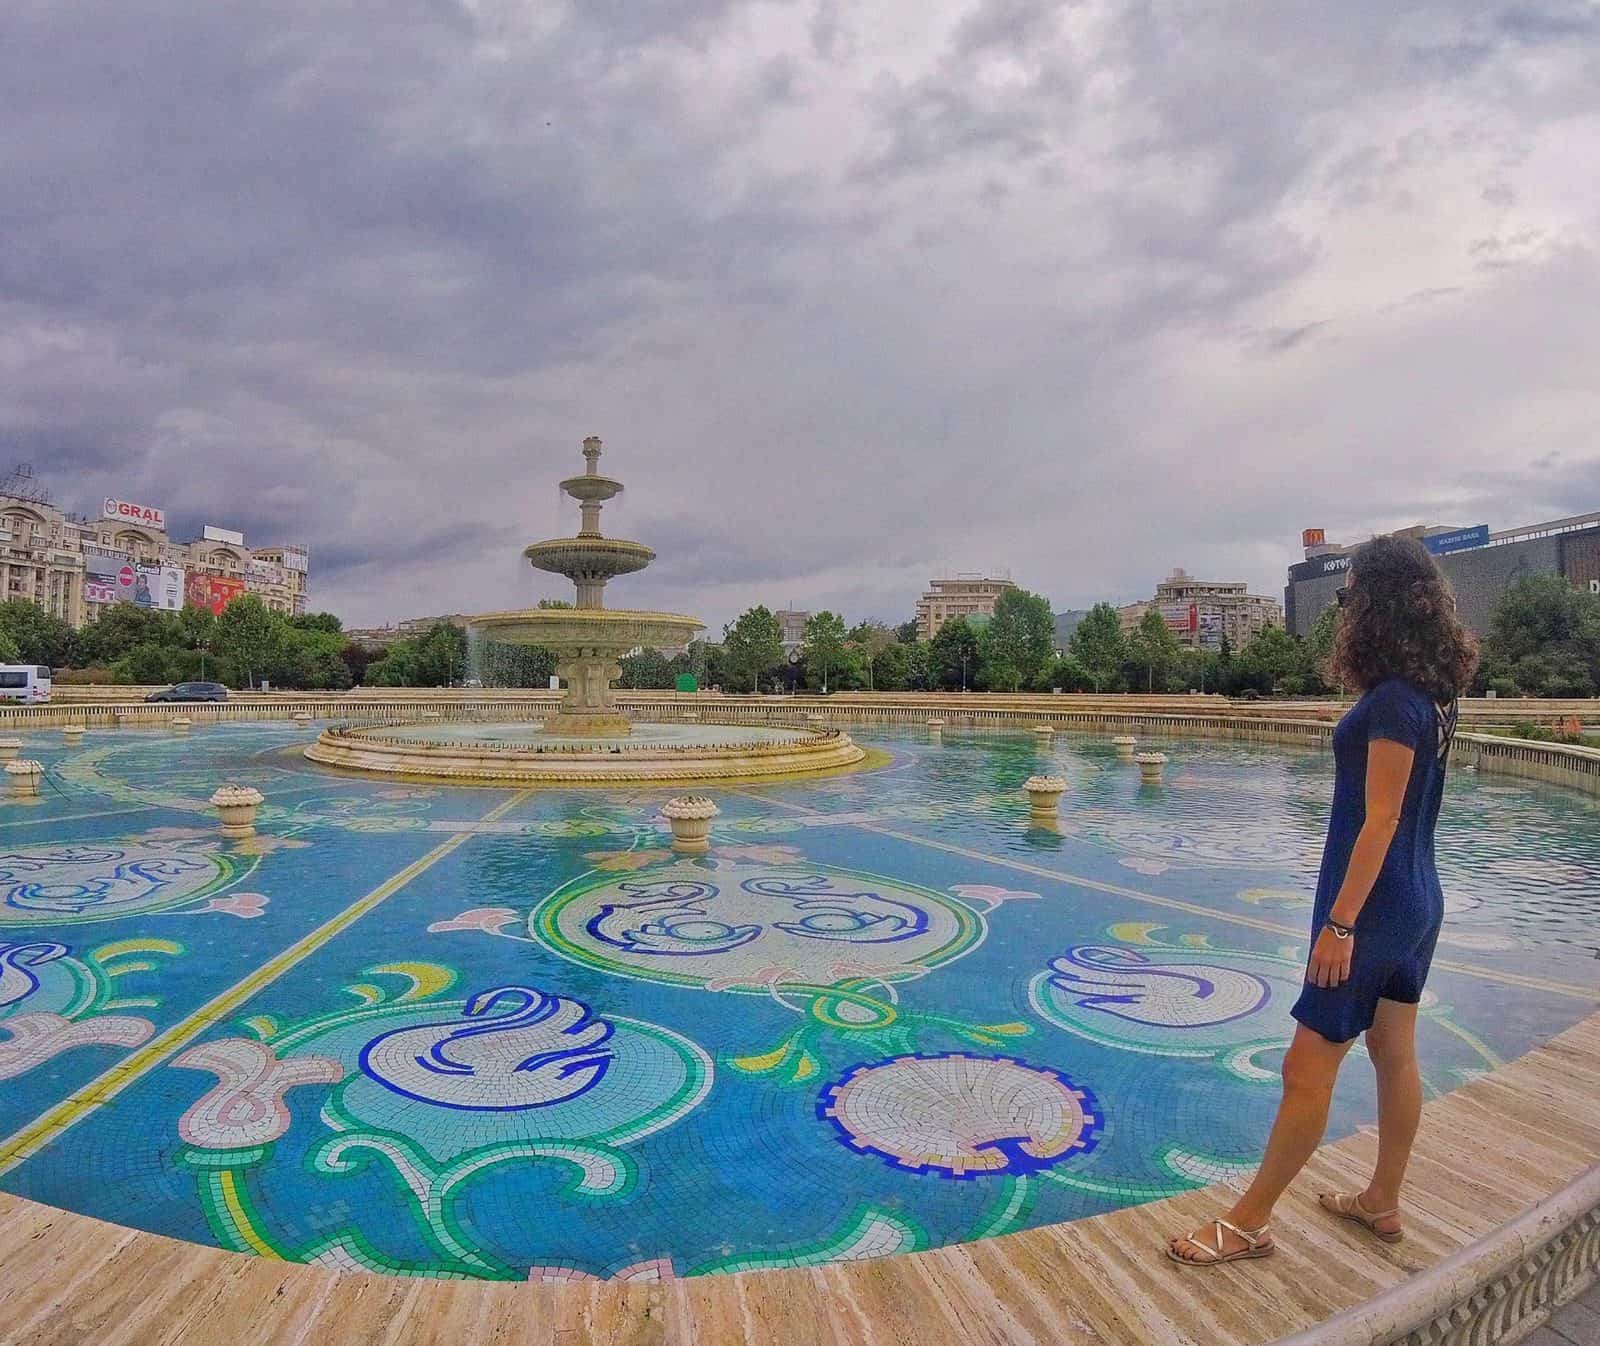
[{"xmin": 1, "ymin": 721, "xmax": 1595, "ymax": 1282}]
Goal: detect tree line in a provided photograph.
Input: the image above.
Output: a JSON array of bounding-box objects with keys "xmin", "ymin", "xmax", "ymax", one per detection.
[{"xmin": 2, "ymin": 572, "xmax": 1596, "ymax": 696}]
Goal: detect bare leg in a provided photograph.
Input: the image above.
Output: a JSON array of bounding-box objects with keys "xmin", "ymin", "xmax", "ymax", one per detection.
[
  {"xmin": 1171, "ymin": 1023, "xmax": 1353, "ymax": 1262},
  {"xmin": 1356, "ymin": 998, "xmax": 1420, "ymax": 1236}
]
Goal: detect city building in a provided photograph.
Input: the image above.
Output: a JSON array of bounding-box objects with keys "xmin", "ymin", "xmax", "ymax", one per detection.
[
  {"xmin": 775, "ymin": 608, "xmax": 809, "ymax": 652},
  {"xmin": 1119, "ymin": 568, "xmax": 1283, "ymax": 650},
  {"xmin": 0, "ymin": 465, "xmax": 309, "ymax": 629},
  {"xmin": 1285, "ymin": 514, "xmax": 1600, "ymax": 637},
  {"xmin": 345, "ymin": 614, "xmax": 474, "ymax": 647},
  {"xmin": 914, "ymin": 573, "xmax": 1016, "ymax": 641},
  {"xmin": 1053, "ymin": 609, "xmax": 1090, "ymax": 653}
]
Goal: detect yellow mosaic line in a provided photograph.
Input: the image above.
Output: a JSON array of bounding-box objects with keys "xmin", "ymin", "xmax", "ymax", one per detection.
[
  {"xmin": 734, "ymin": 790, "xmax": 1598, "ymax": 1003},
  {"xmin": 0, "ymin": 806, "xmax": 150, "ymax": 831},
  {"xmin": 0, "ymin": 787, "xmax": 534, "ymax": 1177}
]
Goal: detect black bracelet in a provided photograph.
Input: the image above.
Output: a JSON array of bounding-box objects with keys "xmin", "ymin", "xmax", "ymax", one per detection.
[{"xmin": 1325, "ymin": 917, "xmax": 1354, "ymax": 938}]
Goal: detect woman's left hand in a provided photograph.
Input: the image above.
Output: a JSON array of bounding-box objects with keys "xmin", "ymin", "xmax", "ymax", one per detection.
[{"xmin": 1307, "ymin": 927, "xmax": 1354, "ymax": 988}]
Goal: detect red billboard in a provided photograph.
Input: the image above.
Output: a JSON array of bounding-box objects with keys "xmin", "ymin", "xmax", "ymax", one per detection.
[
  {"xmin": 186, "ymin": 573, "xmax": 247, "ymax": 616},
  {"xmin": 1302, "ymin": 528, "xmax": 1326, "ymax": 548}
]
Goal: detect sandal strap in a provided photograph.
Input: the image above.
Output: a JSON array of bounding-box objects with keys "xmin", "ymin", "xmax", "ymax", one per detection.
[
  {"xmin": 1345, "ymin": 1193, "xmax": 1401, "ymax": 1222},
  {"xmin": 1214, "ymin": 1218, "xmax": 1269, "ymax": 1248}
]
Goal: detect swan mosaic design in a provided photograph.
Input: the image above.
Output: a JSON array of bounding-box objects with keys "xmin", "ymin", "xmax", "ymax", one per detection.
[
  {"xmin": 1026, "ymin": 924, "xmax": 1308, "ymax": 1077},
  {"xmin": 170, "ymin": 964, "xmax": 711, "ymax": 1279},
  {"xmin": 0, "ymin": 840, "xmax": 247, "ymax": 927},
  {"xmin": 0, "ymin": 938, "xmax": 177, "ymax": 1081},
  {"xmin": 441, "ymin": 853, "xmax": 1035, "ymax": 1085}
]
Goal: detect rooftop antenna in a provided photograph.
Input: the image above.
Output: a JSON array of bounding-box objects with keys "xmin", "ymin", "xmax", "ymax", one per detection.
[{"xmin": 0, "ymin": 463, "xmax": 52, "ymax": 506}]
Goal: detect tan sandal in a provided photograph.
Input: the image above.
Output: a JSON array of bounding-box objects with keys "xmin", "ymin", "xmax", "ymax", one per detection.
[
  {"xmin": 1318, "ymin": 1192, "xmax": 1403, "ymax": 1244},
  {"xmin": 1167, "ymin": 1218, "xmax": 1274, "ymax": 1266}
]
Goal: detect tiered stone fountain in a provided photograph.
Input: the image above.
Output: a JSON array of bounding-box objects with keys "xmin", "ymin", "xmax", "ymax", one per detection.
[
  {"xmin": 306, "ymin": 437, "xmax": 865, "ymax": 784},
  {"xmin": 470, "ymin": 436, "xmax": 704, "ymax": 737}
]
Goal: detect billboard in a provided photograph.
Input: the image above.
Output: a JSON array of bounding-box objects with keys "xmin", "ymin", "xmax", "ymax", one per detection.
[
  {"xmin": 203, "ymin": 524, "xmax": 245, "ymax": 546},
  {"xmin": 247, "ymin": 558, "xmax": 285, "ymax": 589},
  {"xmin": 1197, "ymin": 609, "xmax": 1224, "ymax": 648},
  {"xmin": 186, "ymin": 573, "xmax": 247, "ymax": 616},
  {"xmin": 135, "ymin": 564, "xmax": 184, "ymax": 611},
  {"xmin": 84, "ymin": 580, "xmax": 119, "ymax": 606},
  {"xmin": 1422, "ymin": 524, "xmax": 1490, "ymax": 556},
  {"xmin": 279, "ymin": 547, "xmax": 309, "ymax": 574},
  {"xmin": 82, "ymin": 550, "xmax": 129, "ymax": 584},
  {"xmin": 1302, "ymin": 528, "xmax": 1326, "ymax": 548},
  {"xmin": 1287, "ymin": 552, "xmax": 1353, "ymax": 583},
  {"xmin": 1158, "ymin": 602, "xmax": 1198, "ymax": 633},
  {"xmin": 102, "ymin": 497, "xmax": 166, "ymax": 531}
]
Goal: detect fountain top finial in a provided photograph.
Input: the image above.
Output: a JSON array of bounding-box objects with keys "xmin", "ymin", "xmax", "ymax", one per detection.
[{"xmin": 582, "ymin": 436, "xmax": 602, "ymax": 474}]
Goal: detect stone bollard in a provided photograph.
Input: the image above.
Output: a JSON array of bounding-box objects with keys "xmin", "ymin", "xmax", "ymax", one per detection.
[
  {"xmin": 171, "ymin": 717, "xmax": 192, "ymax": 734},
  {"xmin": 421, "ymin": 710, "xmax": 443, "ymax": 722},
  {"xmin": 0, "ymin": 738, "xmax": 22, "ymax": 762},
  {"xmin": 292, "ymin": 710, "xmax": 314, "ymax": 727},
  {"xmin": 62, "ymin": 725, "xmax": 87, "ymax": 745},
  {"xmin": 1112, "ymin": 734, "xmax": 1137, "ymax": 760},
  {"xmin": 682, "ymin": 712, "xmax": 700, "ymax": 722},
  {"xmin": 6, "ymin": 760, "xmax": 44, "ymax": 795},
  {"xmin": 1023, "ymin": 774, "xmax": 1068, "ymax": 820},
  {"xmin": 662, "ymin": 795, "xmax": 719, "ymax": 853},
  {"xmin": 1033, "ymin": 724, "xmax": 1055, "ymax": 740},
  {"xmin": 210, "ymin": 785, "xmax": 265, "ymax": 839},
  {"xmin": 1134, "ymin": 752, "xmax": 1168, "ymax": 784}
]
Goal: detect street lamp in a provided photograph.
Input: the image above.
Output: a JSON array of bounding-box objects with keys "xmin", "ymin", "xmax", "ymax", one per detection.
[{"xmin": 960, "ymin": 651, "xmax": 968, "ymax": 693}]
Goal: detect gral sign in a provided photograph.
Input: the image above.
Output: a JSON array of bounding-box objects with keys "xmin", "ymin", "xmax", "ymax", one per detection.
[
  {"xmin": 102, "ymin": 497, "xmax": 166, "ymax": 531},
  {"xmin": 1421, "ymin": 524, "xmax": 1489, "ymax": 556}
]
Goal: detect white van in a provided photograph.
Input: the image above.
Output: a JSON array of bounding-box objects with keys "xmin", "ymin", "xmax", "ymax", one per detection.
[{"xmin": 0, "ymin": 665, "xmax": 52, "ymax": 703}]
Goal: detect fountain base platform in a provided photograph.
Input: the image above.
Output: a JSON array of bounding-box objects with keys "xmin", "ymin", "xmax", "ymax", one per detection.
[{"xmin": 305, "ymin": 719, "xmax": 868, "ymax": 785}]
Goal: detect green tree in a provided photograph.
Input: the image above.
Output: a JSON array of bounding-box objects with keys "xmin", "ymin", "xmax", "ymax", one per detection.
[
  {"xmin": 894, "ymin": 619, "xmax": 920, "ymax": 644},
  {"xmin": 1231, "ymin": 626, "xmax": 1304, "ymax": 695},
  {"xmin": 1069, "ymin": 604, "xmax": 1127, "ymax": 692},
  {"xmin": 619, "ymin": 648, "xmax": 675, "ymax": 689},
  {"xmin": 723, "ymin": 606, "xmax": 785, "ymax": 693},
  {"xmin": 1482, "ymin": 574, "xmax": 1600, "ymax": 697},
  {"xmin": 0, "ymin": 600, "xmax": 76, "ymax": 666},
  {"xmin": 0, "ymin": 627, "xmax": 19, "ymax": 663},
  {"xmin": 1127, "ymin": 608, "xmax": 1185, "ymax": 692},
  {"xmin": 930, "ymin": 617, "xmax": 982, "ymax": 691},
  {"xmin": 214, "ymin": 595, "xmax": 285, "ymax": 689},
  {"xmin": 1304, "ymin": 604, "xmax": 1342, "ymax": 694},
  {"xmin": 871, "ymin": 641, "xmax": 913, "ymax": 691},
  {"xmin": 801, "ymin": 611, "xmax": 848, "ymax": 691},
  {"xmin": 291, "ymin": 611, "xmax": 343, "ymax": 634},
  {"xmin": 983, "ymin": 589, "xmax": 1056, "ymax": 691}
]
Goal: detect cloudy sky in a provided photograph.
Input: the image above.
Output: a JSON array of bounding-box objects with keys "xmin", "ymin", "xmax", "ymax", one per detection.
[{"xmin": 5, "ymin": 1, "xmax": 1598, "ymax": 629}]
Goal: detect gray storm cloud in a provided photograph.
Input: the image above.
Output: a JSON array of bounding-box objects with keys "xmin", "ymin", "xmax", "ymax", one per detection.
[{"xmin": 4, "ymin": 0, "xmax": 1597, "ymax": 625}]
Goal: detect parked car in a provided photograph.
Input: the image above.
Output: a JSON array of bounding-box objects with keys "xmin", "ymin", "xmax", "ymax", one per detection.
[{"xmin": 145, "ymin": 682, "xmax": 230, "ymax": 703}]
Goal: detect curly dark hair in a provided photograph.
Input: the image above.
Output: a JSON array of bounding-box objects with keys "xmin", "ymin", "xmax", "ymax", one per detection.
[{"xmin": 1329, "ymin": 535, "xmax": 1479, "ymax": 701}]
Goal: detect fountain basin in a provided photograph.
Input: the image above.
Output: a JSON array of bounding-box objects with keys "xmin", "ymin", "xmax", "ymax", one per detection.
[{"xmin": 305, "ymin": 719, "xmax": 867, "ymax": 784}]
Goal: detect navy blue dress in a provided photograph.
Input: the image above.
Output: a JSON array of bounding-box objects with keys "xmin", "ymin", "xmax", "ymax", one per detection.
[{"xmin": 1291, "ymin": 678, "xmax": 1459, "ymax": 1043}]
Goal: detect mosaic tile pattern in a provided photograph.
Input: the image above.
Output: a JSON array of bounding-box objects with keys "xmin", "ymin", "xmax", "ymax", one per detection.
[{"xmin": 0, "ymin": 721, "xmax": 1595, "ymax": 1281}]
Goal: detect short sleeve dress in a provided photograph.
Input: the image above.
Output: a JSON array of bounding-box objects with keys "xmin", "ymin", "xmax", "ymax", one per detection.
[{"xmin": 1290, "ymin": 677, "xmax": 1459, "ymax": 1044}]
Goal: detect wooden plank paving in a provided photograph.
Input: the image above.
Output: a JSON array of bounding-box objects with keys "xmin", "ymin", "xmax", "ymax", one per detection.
[{"xmin": 1, "ymin": 1010, "xmax": 1595, "ymax": 1346}]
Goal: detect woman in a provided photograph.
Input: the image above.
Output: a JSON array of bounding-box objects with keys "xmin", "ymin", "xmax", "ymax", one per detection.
[{"xmin": 1169, "ymin": 535, "xmax": 1478, "ymax": 1266}]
